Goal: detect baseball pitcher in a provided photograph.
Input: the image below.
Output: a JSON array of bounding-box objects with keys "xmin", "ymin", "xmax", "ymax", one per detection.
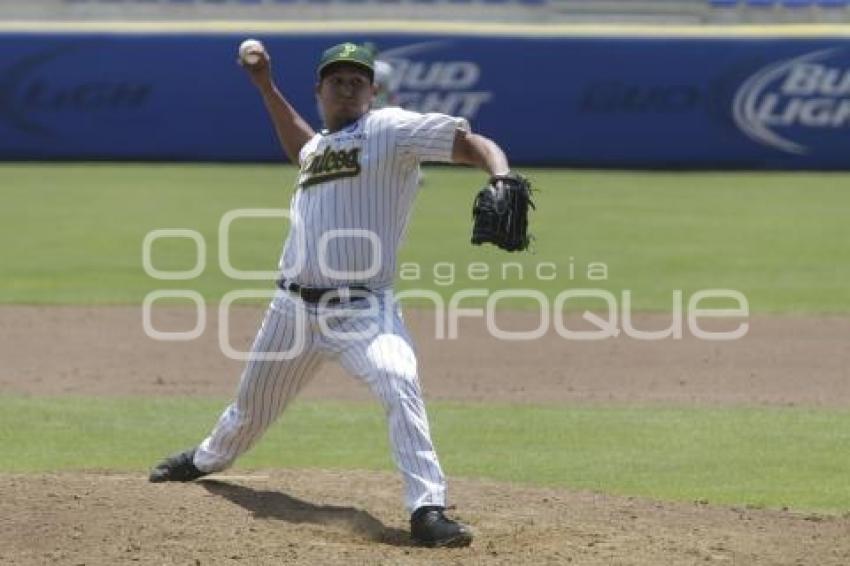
[{"xmin": 149, "ymin": 41, "xmax": 531, "ymax": 548}]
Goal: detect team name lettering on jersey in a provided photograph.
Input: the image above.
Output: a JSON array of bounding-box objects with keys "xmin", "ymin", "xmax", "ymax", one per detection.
[
  {"xmin": 285, "ymin": 108, "xmax": 468, "ymax": 288},
  {"xmin": 301, "ymin": 146, "xmax": 362, "ymax": 187}
]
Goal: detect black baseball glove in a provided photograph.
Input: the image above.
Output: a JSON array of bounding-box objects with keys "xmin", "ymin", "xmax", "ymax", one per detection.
[{"xmin": 471, "ymin": 172, "xmax": 534, "ymax": 252}]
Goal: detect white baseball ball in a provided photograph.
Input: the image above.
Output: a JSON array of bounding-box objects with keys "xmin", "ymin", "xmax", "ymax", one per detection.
[{"xmin": 238, "ymin": 39, "xmax": 265, "ymax": 65}]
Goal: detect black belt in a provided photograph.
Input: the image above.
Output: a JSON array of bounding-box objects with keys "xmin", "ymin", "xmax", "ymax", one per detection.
[{"xmin": 276, "ymin": 279, "xmax": 370, "ymax": 305}]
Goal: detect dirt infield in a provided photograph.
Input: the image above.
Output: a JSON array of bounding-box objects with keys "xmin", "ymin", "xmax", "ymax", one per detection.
[
  {"xmin": 3, "ymin": 306, "xmax": 850, "ymax": 406},
  {"xmin": 3, "ymin": 305, "xmax": 850, "ymax": 565}
]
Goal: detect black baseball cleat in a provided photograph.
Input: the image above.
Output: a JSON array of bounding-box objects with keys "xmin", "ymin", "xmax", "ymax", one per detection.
[
  {"xmin": 410, "ymin": 506, "xmax": 474, "ymax": 548},
  {"xmin": 148, "ymin": 448, "xmax": 209, "ymax": 483}
]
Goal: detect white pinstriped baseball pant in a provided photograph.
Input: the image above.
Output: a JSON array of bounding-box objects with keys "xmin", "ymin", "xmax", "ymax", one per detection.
[{"xmin": 194, "ymin": 289, "xmax": 447, "ymax": 512}]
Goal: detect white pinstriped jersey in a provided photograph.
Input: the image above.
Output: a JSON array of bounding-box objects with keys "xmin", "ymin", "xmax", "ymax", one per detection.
[
  {"xmin": 278, "ymin": 107, "xmax": 469, "ymax": 289},
  {"xmin": 196, "ymin": 109, "xmax": 465, "ymax": 514}
]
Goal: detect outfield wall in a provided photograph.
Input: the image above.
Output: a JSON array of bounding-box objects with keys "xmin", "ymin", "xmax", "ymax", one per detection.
[{"xmin": 0, "ymin": 24, "xmax": 848, "ymax": 168}]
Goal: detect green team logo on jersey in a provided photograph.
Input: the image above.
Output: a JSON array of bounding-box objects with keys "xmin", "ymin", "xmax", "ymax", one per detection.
[{"xmin": 300, "ymin": 146, "xmax": 362, "ymax": 187}]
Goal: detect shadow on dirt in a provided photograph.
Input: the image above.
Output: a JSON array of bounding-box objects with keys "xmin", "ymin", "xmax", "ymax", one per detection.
[{"xmin": 200, "ymin": 479, "xmax": 414, "ymax": 547}]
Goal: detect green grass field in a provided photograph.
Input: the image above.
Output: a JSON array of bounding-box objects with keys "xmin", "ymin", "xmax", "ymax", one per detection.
[
  {"xmin": 2, "ymin": 164, "xmax": 849, "ymax": 311},
  {"xmin": 2, "ymin": 397, "xmax": 849, "ymax": 513},
  {"xmin": 2, "ymin": 163, "xmax": 849, "ymax": 515}
]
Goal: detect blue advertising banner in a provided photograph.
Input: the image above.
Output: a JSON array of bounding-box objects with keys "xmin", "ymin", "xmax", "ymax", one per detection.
[{"xmin": 0, "ymin": 32, "xmax": 848, "ymax": 168}]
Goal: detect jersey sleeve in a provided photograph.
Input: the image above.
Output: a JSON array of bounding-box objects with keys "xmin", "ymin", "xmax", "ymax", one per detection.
[
  {"xmin": 393, "ymin": 109, "xmax": 470, "ymax": 163},
  {"xmin": 297, "ymin": 140, "xmax": 312, "ymax": 167},
  {"xmin": 298, "ymin": 134, "xmax": 322, "ymax": 167}
]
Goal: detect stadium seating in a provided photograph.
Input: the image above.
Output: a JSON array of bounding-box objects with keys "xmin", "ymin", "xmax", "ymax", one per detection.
[
  {"xmin": 56, "ymin": 0, "xmax": 845, "ymax": 10},
  {"xmin": 709, "ymin": 0, "xmax": 848, "ymax": 6},
  {"xmin": 1, "ymin": 0, "xmax": 845, "ymax": 23},
  {"xmin": 59, "ymin": 0, "xmax": 542, "ymax": 4},
  {"xmin": 706, "ymin": 0, "xmax": 848, "ymax": 21}
]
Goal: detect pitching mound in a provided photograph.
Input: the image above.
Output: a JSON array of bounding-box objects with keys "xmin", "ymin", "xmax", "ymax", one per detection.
[{"xmin": 3, "ymin": 470, "xmax": 849, "ymax": 565}]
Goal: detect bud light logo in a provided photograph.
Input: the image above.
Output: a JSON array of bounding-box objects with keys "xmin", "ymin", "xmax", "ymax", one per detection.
[
  {"xmin": 380, "ymin": 41, "xmax": 492, "ymax": 119},
  {"xmin": 733, "ymin": 49, "xmax": 850, "ymax": 155},
  {"xmin": 0, "ymin": 43, "xmax": 151, "ymax": 137}
]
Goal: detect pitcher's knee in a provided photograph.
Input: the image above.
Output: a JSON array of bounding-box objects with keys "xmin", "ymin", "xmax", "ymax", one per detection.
[{"xmin": 366, "ymin": 335, "xmax": 417, "ymax": 377}]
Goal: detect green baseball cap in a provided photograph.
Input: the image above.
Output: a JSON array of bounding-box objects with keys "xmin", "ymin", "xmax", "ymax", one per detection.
[{"xmin": 317, "ymin": 42, "xmax": 375, "ymax": 81}]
